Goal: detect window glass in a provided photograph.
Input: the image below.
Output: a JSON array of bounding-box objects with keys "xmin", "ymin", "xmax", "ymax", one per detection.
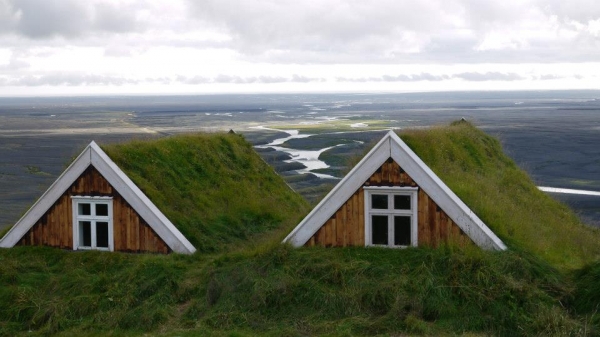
[
  {"xmin": 371, "ymin": 215, "xmax": 388, "ymax": 245},
  {"xmin": 394, "ymin": 195, "xmax": 411, "ymax": 210},
  {"xmin": 371, "ymin": 194, "xmax": 388, "ymax": 209},
  {"xmin": 78, "ymin": 203, "xmax": 91, "ymax": 216},
  {"xmin": 96, "ymin": 203, "xmax": 108, "ymax": 216},
  {"xmin": 96, "ymin": 222, "xmax": 109, "ymax": 248},
  {"xmin": 394, "ymin": 216, "xmax": 411, "ymax": 246},
  {"xmin": 79, "ymin": 221, "xmax": 92, "ymax": 247}
]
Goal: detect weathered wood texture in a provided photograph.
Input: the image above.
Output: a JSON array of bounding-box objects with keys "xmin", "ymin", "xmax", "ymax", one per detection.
[
  {"xmin": 305, "ymin": 159, "xmax": 472, "ymax": 248},
  {"xmin": 16, "ymin": 166, "xmax": 171, "ymax": 254}
]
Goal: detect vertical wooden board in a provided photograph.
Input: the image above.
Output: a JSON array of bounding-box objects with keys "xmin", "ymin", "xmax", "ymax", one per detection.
[
  {"xmin": 328, "ymin": 213, "xmax": 334, "ymax": 246},
  {"xmin": 434, "ymin": 205, "xmax": 441, "ymax": 248},
  {"xmin": 121, "ymin": 199, "xmax": 128, "ymax": 250},
  {"xmin": 391, "ymin": 162, "xmax": 398, "ymax": 185},
  {"xmin": 315, "ymin": 223, "xmax": 323, "ymax": 245},
  {"xmin": 150, "ymin": 227, "xmax": 157, "ymax": 252},
  {"xmin": 349, "ymin": 194, "xmax": 356, "ymax": 245},
  {"xmin": 53, "ymin": 201, "xmax": 60, "ymax": 246},
  {"xmin": 343, "ymin": 198, "xmax": 350, "ymax": 247},
  {"xmin": 147, "ymin": 224, "xmax": 156, "ymax": 252},
  {"xmin": 84, "ymin": 168, "xmax": 90, "ymax": 192},
  {"xmin": 71, "ymin": 176, "xmax": 79, "ymax": 195},
  {"xmin": 59, "ymin": 197, "xmax": 65, "ymax": 247},
  {"xmin": 419, "ymin": 190, "xmax": 430, "ymax": 247},
  {"xmin": 346, "ymin": 196, "xmax": 354, "ymax": 246},
  {"xmin": 46, "ymin": 205, "xmax": 52, "ymax": 246},
  {"xmin": 144, "ymin": 224, "xmax": 151, "ymax": 252},
  {"xmin": 45, "ymin": 206, "xmax": 51, "ymax": 246},
  {"xmin": 439, "ymin": 212, "xmax": 447, "ymax": 244},
  {"xmin": 358, "ymin": 189, "xmax": 365, "ymax": 245},
  {"xmin": 343, "ymin": 200, "xmax": 351, "ymax": 246},
  {"xmin": 328, "ymin": 214, "xmax": 334, "ymax": 246},
  {"xmin": 450, "ymin": 220, "xmax": 460, "ymax": 244},
  {"xmin": 386, "ymin": 162, "xmax": 393, "ymax": 184},
  {"xmin": 32, "ymin": 221, "xmax": 38, "ymax": 245},
  {"xmin": 113, "ymin": 198, "xmax": 121, "ymax": 250},
  {"xmin": 125, "ymin": 206, "xmax": 132, "ymax": 251},
  {"xmin": 58, "ymin": 197, "xmax": 65, "ymax": 246},
  {"xmin": 353, "ymin": 192, "xmax": 360, "ymax": 245},
  {"xmin": 320, "ymin": 221, "xmax": 327, "ymax": 246},
  {"xmin": 310, "ymin": 227, "xmax": 317, "ymax": 246},
  {"xmin": 427, "ymin": 198, "xmax": 436, "ymax": 247},
  {"xmin": 144, "ymin": 222, "xmax": 150, "ymax": 252},
  {"xmin": 133, "ymin": 210, "xmax": 140, "ymax": 252},
  {"xmin": 444, "ymin": 213, "xmax": 451, "ymax": 244},
  {"xmin": 139, "ymin": 219, "xmax": 146, "ymax": 251},
  {"xmin": 113, "ymin": 199, "xmax": 121, "ymax": 250},
  {"xmin": 33, "ymin": 225, "xmax": 38, "ymax": 245},
  {"xmin": 58, "ymin": 196, "xmax": 64, "ymax": 247},
  {"xmin": 337, "ymin": 204, "xmax": 346, "ymax": 246},
  {"xmin": 417, "ymin": 189, "xmax": 425, "ymax": 246},
  {"xmin": 68, "ymin": 196, "xmax": 73, "ymax": 248},
  {"xmin": 382, "ymin": 162, "xmax": 389, "ymax": 183},
  {"xmin": 93, "ymin": 169, "xmax": 99, "ymax": 192}
]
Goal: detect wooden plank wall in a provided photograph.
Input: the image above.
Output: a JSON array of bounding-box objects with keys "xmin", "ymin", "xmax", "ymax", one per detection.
[
  {"xmin": 17, "ymin": 166, "xmax": 170, "ymax": 254},
  {"xmin": 305, "ymin": 159, "xmax": 472, "ymax": 248}
]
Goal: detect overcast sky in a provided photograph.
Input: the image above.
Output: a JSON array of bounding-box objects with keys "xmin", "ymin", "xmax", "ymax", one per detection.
[{"xmin": 1, "ymin": 0, "xmax": 599, "ymax": 96}]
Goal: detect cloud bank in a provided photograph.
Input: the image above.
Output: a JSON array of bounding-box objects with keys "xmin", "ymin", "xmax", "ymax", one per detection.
[{"xmin": 0, "ymin": 0, "xmax": 599, "ymax": 94}]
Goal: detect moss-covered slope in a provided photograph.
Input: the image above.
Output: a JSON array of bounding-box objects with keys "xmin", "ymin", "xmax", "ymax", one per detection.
[
  {"xmin": 102, "ymin": 133, "xmax": 310, "ymax": 253},
  {"xmin": 401, "ymin": 121, "xmax": 600, "ymax": 269}
]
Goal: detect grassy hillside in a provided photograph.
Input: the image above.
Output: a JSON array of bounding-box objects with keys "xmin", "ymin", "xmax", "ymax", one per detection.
[
  {"xmin": 0, "ymin": 245, "xmax": 588, "ymax": 336},
  {"xmin": 1, "ymin": 126, "xmax": 599, "ymax": 336},
  {"xmin": 102, "ymin": 133, "xmax": 310, "ymax": 252},
  {"xmin": 401, "ymin": 121, "xmax": 600, "ymax": 269}
]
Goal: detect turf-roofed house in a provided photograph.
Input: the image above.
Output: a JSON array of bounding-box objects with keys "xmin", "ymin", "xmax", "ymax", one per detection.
[
  {"xmin": 0, "ymin": 141, "xmax": 196, "ymax": 254},
  {"xmin": 284, "ymin": 130, "xmax": 507, "ymax": 250},
  {"xmin": 0, "ymin": 133, "xmax": 309, "ymax": 254}
]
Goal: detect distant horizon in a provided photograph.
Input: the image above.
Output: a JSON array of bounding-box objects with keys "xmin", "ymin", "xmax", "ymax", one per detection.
[{"xmin": 2, "ymin": 88, "xmax": 600, "ymax": 99}]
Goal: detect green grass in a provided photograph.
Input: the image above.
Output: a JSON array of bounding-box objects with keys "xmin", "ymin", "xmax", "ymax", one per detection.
[
  {"xmin": 400, "ymin": 121, "xmax": 600, "ymax": 270},
  {"xmin": 0, "ymin": 245, "xmax": 590, "ymax": 336},
  {"xmin": 1, "ymin": 125, "xmax": 600, "ymax": 336},
  {"xmin": 102, "ymin": 133, "xmax": 310, "ymax": 253}
]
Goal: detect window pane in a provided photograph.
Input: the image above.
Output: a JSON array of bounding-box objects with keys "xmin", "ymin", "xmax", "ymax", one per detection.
[
  {"xmin": 96, "ymin": 222, "xmax": 109, "ymax": 248},
  {"xmin": 96, "ymin": 203, "xmax": 108, "ymax": 216},
  {"xmin": 371, "ymin": 194, "xmax": 388, "ymax": 209},
  {"xmin": 78, "ymin": 203, "xmax": 91, "ymax": 216},
  {"xmin": 394, "ymin": 216, "xmax": 411, "ymax": 246},
  {"xmin": 394, "ymin": 195, "xmax": 411, "ymax": 210},
  {"xmin": 79, "ymin": 221, "xmax": 91, "ymax": 247},
  {"xmin": 371, "ymin": 215, "xmax": 388, "ymax": 245}
]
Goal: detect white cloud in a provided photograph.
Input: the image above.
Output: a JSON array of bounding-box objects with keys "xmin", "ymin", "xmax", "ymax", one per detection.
[{"xmin": 0, "ymin": 0, "xmax": 599, "ymax": 95}]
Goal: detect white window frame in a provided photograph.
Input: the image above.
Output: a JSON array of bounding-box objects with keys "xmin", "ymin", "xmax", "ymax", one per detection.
[
  {"xmin": 364, "ymin": 186, "xmax": 418, "ymax": 248},
  {"xmin": 71, "ymin": 196, "xmax": 114, "ymax": 251}
]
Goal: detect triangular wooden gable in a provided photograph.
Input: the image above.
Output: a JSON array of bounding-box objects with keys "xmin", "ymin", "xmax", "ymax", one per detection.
[
  {"xmin": 0, "ymin": 142, "xmax": 196, "ymax": 254},
  {"xmin": 283, "ymin": 131, "xmax": 506, "ymax": 251}
]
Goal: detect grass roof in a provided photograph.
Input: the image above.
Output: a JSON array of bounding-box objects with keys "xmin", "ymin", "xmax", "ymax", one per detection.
[
  {"xmin": 400, "ymin": 120, "xmax": 600, "ymax": 269},
  {"xmin": 102, "ymin": 133, "xmax": 310, "ymax": 253}
]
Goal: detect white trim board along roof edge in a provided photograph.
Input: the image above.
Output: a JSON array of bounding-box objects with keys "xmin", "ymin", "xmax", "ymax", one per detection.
[
  {"xmin": 283, "ymin": 130, "xmax": 507, "ymax": 251},
  {"xmin": 0, "ymin": 141, "xmax": 196, "ymax": 254}
]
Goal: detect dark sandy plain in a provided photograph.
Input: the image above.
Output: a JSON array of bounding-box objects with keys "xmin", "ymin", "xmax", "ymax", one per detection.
[{"xmin": 1, "ymin": 92, "xmax": 600, "ymax": 230}]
